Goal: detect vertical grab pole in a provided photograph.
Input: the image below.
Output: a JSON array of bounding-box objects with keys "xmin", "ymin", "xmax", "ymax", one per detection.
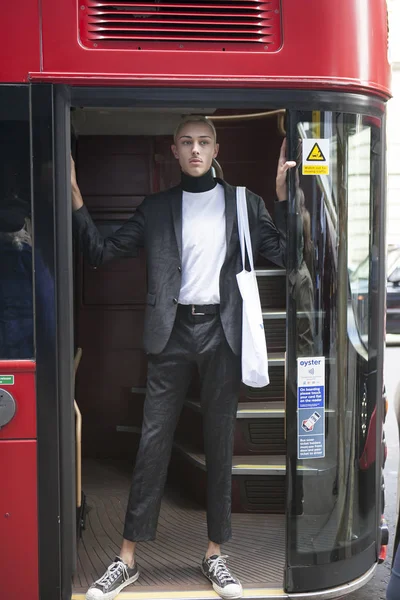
[
  {"xmin": 74, "ymin": 348, "xmax": 83, "ymax": 509},
  {"xmin": 74, "ymin": 401, "xmax": 82, "ymax": 508}
]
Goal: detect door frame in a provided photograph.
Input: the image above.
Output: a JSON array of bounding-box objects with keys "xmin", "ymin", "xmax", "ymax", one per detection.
[
  {"xmin": 32, "ymin": 83, "xmax": 75, "ymax": 600},
  {"xmin": 34, "ymin": 84, "xmax": 386, "ymax": 599}
]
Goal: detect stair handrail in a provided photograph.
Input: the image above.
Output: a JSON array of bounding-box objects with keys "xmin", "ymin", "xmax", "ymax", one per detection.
[{"xmin": 74, "ymin": 348, "xmax": 83, "ymax": 508}]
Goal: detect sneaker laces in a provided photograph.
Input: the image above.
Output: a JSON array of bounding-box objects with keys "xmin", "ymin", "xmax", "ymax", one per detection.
[
  {"xmin": 94, "ymin": 560, "xmax": 128, "ymax": 591},
  {"xmin": 208, "ymin": 555, "xmax": 236, "ymax": 585}
]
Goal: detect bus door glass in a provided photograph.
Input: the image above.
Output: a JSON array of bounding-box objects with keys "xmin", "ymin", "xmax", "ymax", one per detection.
[{"xmin": 285, "ymin": 110, "xmax": 383, "ymax": 593}]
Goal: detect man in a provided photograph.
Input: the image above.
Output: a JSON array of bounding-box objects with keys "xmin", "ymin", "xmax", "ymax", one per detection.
[{"xmin": 71, "ymin": 116, "xmax": 295, "ymax": 600}]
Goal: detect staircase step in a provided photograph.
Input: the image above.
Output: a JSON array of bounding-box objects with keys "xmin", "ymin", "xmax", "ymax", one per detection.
[
  {"xmin": 173, "ymin": 440, "xmax": 334, "ymax": 476},
  {"xmin": 256, "ymin": 269, "xmax": 286, "ymax": 277},
  {"xmin": 263, "ymin": 310, "xmax": 286, "ymax": 319},
  {"xmin": 263, "ymin": 310, "xmax": 319, "ymax": 320},
  {"xmin": 257, "ymin": 274, "xmax": 286, "ymax": 310},
  {"xmin": 177, "ymin": 402, "xmax": 286, "ymax": 455},
  {"xmin": 174, "ymin": 441, "xmax": 286, "ymax": 475},
  {"xmin": 132, "ymin": 364, "xmax": 286, "ymax": 406},
  {"xmin": 131, "ymin": 394, "xmax": 286, "ymax": 419},
  {"xmin": 237, "ymin": 401, "xmax": 284, "ymax": 418},
  {"xmin": 184, "ymin": 400, "xmax": 333, "ymax": 419},
  {"xmin": 184, "ymin": 399, "xmax": 284, "ymax": 418},
  {"xmin": 266, "ymin": 352, "xmax": 285, "ymax": 366}
]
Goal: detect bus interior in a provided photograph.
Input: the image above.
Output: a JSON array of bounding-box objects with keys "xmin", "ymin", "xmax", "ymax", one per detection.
[
  {"xmin": 71, "ymin": 106, "xmax": 290, "ymax": 594},
  {"xmin": 70, "ymin": 104, "xmax": 376, "ymax": 596}
]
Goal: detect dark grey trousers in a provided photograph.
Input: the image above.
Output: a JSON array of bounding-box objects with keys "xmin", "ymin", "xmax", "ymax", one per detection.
[{"xmin": 123, "ymin": 305, "xmax": 241, "ymax": 544}]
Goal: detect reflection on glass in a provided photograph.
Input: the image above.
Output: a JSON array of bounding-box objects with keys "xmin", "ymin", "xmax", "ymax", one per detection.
[
  {"xmin": 0, "ymin": 204, "xmax": 33, "ymax": 359},
  {"xmin": 288, "ymin": 113, "xmax": 379, "ymax": 569},
  {"xmin": 0, "ymin": 120, "xmax": 34, "ymax": 359},
  {"xmin": 348, "ymin": 126, "xmax": 371, "ymax": 345},
  {"xmin": 289, "ymin": 185, "xmax": 315, "ymax": 357}
]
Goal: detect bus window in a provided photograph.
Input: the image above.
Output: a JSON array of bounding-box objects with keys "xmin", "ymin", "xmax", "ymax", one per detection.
[{"xmin": 0, "ymin": 96, "xmax": 33, "ymax": 360}]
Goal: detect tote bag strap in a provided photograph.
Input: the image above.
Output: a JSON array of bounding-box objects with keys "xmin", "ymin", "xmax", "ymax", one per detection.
[{"xmin": 236, "ymin": 186, "xmax": 255, "ymax": 272}]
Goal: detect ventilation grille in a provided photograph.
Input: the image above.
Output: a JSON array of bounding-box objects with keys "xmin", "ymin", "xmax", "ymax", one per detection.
[
  {"xmin": 242, "ymin": 476, "xmax": 285, "ymax": 513},
  {"xmin": 247, "ymin": 420, "xmax": 285, "ymax": 453},
  {"xmin": 80, "ymin": 1, "xmax": 282, "ymax": 51},
  {"xmin": 264, "ymin": 319, "xmax": 286, "ymax": 352},
  {"xmin": 257, "ymin": 275, "xmax": 286, "ymax": 309},
  {"xmin": 237, "ymin": 419, "xmax": 286, "ymax": 454}
]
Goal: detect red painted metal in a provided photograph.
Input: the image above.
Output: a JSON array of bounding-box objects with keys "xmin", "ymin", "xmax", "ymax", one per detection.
[
  {"xmin": 0, "ymin": 0, "xmax": 391, "ymax": 97},
  {"xmin": 0, "ymin": 361, "xmax": 36, "ymax": 440},
  {"xmin": 0, "ymin": 1, "xmax": 41, "ymax": 82},
  {"xmin": 379, "ymin": 544, "xmax": 387, "ymax": 563},
  {"xmin": 80, "ymin": 0, "xmax": 282, "ymax": 51},
  {"xmin": 26, "ymin": 0, "xmax": 389, "ymax": 97},
  {"xmin": 0, "ymin": 440, "xmax": 39, "ymax": 600},
  {"xmin": 0, "ymin": 362, "xmax": 38, "ymax": 599}
]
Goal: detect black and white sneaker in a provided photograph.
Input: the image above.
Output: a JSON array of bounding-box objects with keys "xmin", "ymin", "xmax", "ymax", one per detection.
[
  {"xmin": 201, "ymin": 554, "xmax": 243, "ymax": 599},
  {"xmin": 86, "ymin": 557, "xmax": 139, "ymax": 600}
]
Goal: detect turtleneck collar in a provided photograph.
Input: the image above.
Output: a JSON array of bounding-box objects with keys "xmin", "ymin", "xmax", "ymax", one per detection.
[{"xmin": 180, "ymin": 168, "xmax": 216, "ymax": 193}]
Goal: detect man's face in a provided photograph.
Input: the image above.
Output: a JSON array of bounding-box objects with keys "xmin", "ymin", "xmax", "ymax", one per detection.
[{"xmin": 171, "ymin": 122, "xmax": 219, "ymax": 177}]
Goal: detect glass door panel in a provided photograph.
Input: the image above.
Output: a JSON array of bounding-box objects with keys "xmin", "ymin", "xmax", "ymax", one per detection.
[{"xmin": 285, "ymin": 111, "xmax": 384, "ymax": 593}]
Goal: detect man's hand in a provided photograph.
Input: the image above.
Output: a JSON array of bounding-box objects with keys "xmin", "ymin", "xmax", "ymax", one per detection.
[
  {"xmin": 71, "ymin": 156, "xmax": 84, "ymax": 211},
  {"xmin": 276, "ymin": 138, "xmax": 296, "ymax": 202}
]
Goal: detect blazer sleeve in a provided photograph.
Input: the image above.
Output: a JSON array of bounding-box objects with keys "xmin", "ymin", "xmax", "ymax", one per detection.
[
  {"xmin": 257, "ymin": 198, "xmax": 287, "ymax": 268},
  {"xmin": 72, "ymin": 201, "xmax": 145, "ymax": 267}
]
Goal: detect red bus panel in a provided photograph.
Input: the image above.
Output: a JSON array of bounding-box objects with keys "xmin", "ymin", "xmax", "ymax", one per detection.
[
  {"xmin": 0, "ymin": 361, "xmax": 38, "ymax": 600},
  {"xmin": 0, "ymin": 0, "xmax": 391, "ymax": 98},
  {"xmin": 36, "ymin": 0, "xmax": 390, "ymax": 96},
  {"xmin": 0, "ymin": 361, "xmax": 36, "ymax": 440},
  {"xmin": 0, "ymin": 440, "xmax": 38, "ymax": 600},
  {"xmin": 0, "ymin": 2, "xmax": 40, "ymax": 82}
]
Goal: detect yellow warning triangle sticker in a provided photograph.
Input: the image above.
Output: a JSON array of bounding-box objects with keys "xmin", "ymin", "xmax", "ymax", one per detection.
[{"xmin": 306, "ymin": 142, "xmax": 326, "ymax": 162}]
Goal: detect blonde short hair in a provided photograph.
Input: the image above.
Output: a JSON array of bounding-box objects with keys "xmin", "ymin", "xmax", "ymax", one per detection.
[{"xmin": 173, "ymin": 116, "xmax": 217, "ymax": 143}]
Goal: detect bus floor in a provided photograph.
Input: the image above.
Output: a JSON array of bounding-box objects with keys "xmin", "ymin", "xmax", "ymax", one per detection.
[{"xmin": 72, "ymin": 458, "xmax": 285, "ymax": 595}]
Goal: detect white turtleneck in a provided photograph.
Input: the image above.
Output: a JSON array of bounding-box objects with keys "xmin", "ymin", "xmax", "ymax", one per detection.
[{"xmin": 178, "ymin": 183, "xmax": 226, "ymax": 305}]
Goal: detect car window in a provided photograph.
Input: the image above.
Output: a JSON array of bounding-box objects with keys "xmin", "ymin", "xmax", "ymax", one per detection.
[
  {"xmin": 351, "ymin": 248, "xmax": 400, "ymax": 282},
  {"xmin": 388, "ymin": 248, "xmax": 400, "ymax": 275}
]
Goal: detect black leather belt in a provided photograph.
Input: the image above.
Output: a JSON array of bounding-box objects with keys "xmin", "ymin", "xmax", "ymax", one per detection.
[{"xmin": 178, "ymin": 304, "xmax": 219, "ymax": 316}]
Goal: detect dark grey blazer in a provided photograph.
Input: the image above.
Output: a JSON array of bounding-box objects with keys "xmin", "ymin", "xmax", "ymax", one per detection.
[{"xmin": 73, "ymin": 180, "xmax": 287, "ymax": 355}]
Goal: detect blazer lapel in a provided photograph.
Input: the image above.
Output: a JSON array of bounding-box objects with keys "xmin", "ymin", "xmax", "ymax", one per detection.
[
  {"xmin": 170, "ymin": 186, "xmax": 183, "ymax": 260},
  {"xmin": 221, "ymin": 180, "xmax": 236, "ymax": 251}
]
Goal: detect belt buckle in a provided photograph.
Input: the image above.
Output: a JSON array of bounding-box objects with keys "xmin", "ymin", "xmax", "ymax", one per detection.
[{"xmin": 191, "ymin": 304, "xmax": 205, "ymax": 316}]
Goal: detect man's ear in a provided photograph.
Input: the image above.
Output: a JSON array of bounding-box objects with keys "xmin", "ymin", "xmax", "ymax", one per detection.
[
  {"xmin": 213, "ymin": 143, "xmax": 220, "ymax": 159},
  {"xmin": 171, "ymin": 144, "xmax": 179, "ymax": 159}
]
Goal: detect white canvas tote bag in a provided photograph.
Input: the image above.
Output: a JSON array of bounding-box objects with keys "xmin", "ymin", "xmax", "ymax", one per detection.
[{"xmin": 236, "ymin": 187, "xmax": 270, "ymax": 388}]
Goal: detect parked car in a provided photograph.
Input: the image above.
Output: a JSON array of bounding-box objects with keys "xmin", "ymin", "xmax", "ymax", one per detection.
[
  {"xmin": 350, "ymin": 245, "xmax": 400, "ymax": 338},
  {"xmin": 386, "ymin": 246, "xmax": 400, "ymax": 335}
]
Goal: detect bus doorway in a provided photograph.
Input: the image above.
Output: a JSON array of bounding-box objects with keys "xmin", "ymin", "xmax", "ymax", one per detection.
[
  {"xmin": 67, "ymin": 100, "xmax": 386, "ymax": 599},
  {"xmin": 70, "ymin": 106, "xmax": 289, "ymax": 597}
]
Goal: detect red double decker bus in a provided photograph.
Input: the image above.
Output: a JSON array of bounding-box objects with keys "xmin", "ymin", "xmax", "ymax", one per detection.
[{"xmin": 0, "ymin": 2, "xmax": 391, "ymax": 599}]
